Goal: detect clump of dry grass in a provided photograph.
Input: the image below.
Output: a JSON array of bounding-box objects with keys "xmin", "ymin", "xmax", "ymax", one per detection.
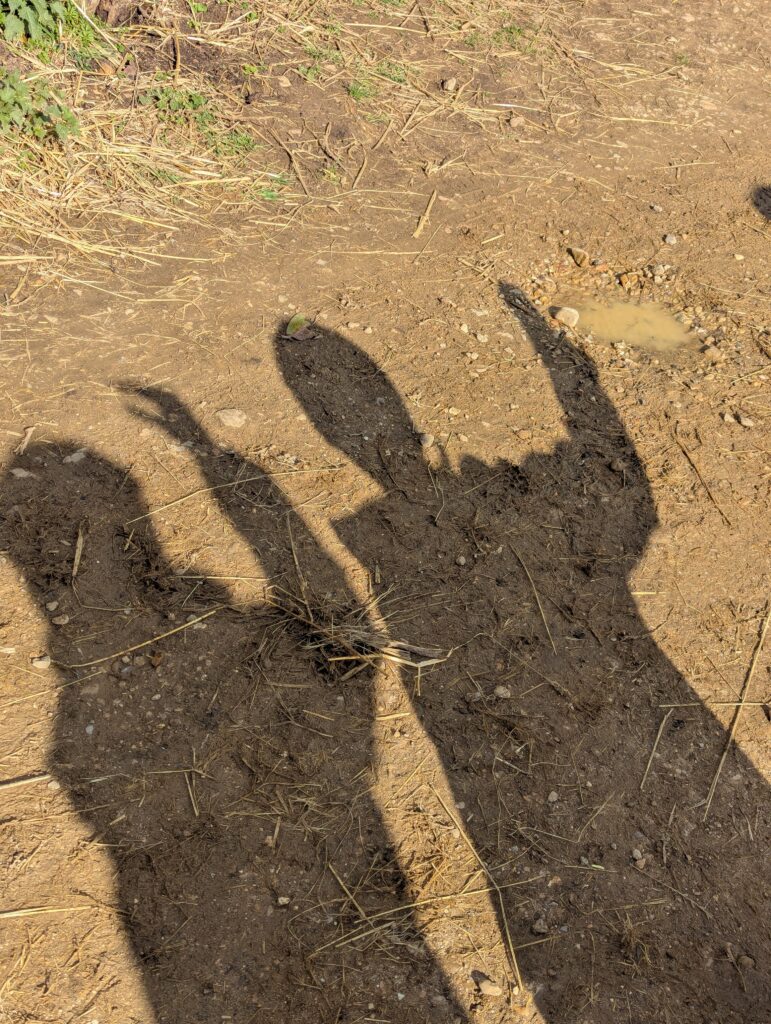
[
  {"xmin": 270, "ymin": 582, "xmax": 448, "ymax": 681},
  {"xmin": 0, "ymin": 0, "xmax": 568, "ymax": 283}
]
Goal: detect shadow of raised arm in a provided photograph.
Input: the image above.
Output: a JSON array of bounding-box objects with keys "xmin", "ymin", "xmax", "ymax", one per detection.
[
  {"xmin": 123, "ymin": 385, "xmax": 350, "ymax": 602},
  {"xmin": 499, "ymin": 280, "xmax": 657, "ymax": 563}
]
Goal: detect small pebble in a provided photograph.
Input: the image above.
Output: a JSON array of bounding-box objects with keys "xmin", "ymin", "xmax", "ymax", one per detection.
[
  {"xmin": 493, "ymin": 685, "xmax": 512, "ymax": 699},
  {"xmin": 442, "ymin": 76, "xmax": 457, "ymax": 92},
  {"xmin": 736, "ymin": 412, "xmax": 755, "ymax": 428},
  {"xmin": 216, "ymin": 408, "xmax": 247, "ymax": 429},
  {"xmin": 419, "ymin": 433, "xmax": 435, "ymax": 449},
  {"xmin": 568, "ymin": 246, "xmax": 589, "ymax": 268},
  {"xmin": 721, "ymin": 411, "xmax": 736, "ymax": 424},
  {"xmin": 547, "ymin": 790, "xmax": 559, "ymax": 803},
  {"xmin": 477, "ymin": 978, "xmax": 502, "ymax": 997},
  {"xmin": 47, "ymin": 779, "xmax": 61, "ymax": 791},
  {"xmin": 632, "ymin": 848, "xmax": 643, "ymax": 861},
  {"xmin": 51, "ymin": 614, "xmax": 70, "ymax": 626},
  {"xmin": 277, "ymin": 896, "xmax": 291, "ymax": 906},
  {"xmin": 85, "ymin": 723, "xmax": 95, "ymax": 736},
  {"xmin": 45, "ymin": 600, "xmax": 59, "ymax": 612},
  {"xmin": 455, "ymin": 555, "xmax": 467, "ymax": 566},
  {"xmin": 32, "ymin": 655, "xmax": 51, "ymax": 670},
  {"xmin": 650, "ymin": 204, "xmax": 663, "ymax": 213},
  {"xmin": 532, "ymin": 918, "xmax": 549, "ymax": 935},
  {"xmin": 63, "ymin": 450, "xmax": 87, "ymax": 464},
  {"xmin": 664, "ymin": 234, "xmax": 678, "ymax": 246},
  {"xmin": 553, "ymin": 306, "xmax": 580, "ymax": 328}
]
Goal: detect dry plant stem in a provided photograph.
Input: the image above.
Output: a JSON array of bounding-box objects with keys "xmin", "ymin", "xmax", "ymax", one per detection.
[
  {"xmin": 124, "ymin": 469, "xmax": 338, "ymax": 524},
  {"xmin": 0, "ymin": 774, "xmax": 52, "ymax": 792},
  {"xmin": 673, "ymin": 426, "xmax": 732, "ymax": 528},
  {"xmin": 510, "ymin": 545, "xmax": 556, "ymax": 654},
  {"xmin": 429, "ymin": 784, "xmax": 524, "ymax": 994},
  {"xmin": 59, "ymin": 607, "xmax": 224, "ymax": 668},
  {"xmin": 640, "ymin": 709, "xmax": 673, "ymax": 791},
  {"xmin": 702, "ymin": 602, "xmax": 771, "ymax": 820},
  {"xmin": 0, "ymin": 905, "xmax": 95, "ymax": 920},
  {"xmin": 413, "ymin": 189, "xmax": 437, "ymax": 238}
]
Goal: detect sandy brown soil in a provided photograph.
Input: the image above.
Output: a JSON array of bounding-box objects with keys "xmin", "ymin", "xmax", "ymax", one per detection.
[{"xmin": 1, "ymin": 2, "xmax": 770, "ymax": 1023}]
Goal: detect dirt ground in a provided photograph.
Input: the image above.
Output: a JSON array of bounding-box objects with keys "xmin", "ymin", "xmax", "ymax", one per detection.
[{"xmin": 1, "ymin": 2, "xmax": 770, "ymax": 1023}]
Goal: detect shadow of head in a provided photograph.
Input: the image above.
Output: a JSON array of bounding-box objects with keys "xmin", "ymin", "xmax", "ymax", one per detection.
[
  {"xmin": 751, "ymin": 185, "xmax": 771, "ymax": 220},
  {"xmin": 273, "ymin": 320, "xmax": 423, "ymax": 486},
  {"xmin": 1, "ymin": 441, "xmax": 152, "ymax": 605}
]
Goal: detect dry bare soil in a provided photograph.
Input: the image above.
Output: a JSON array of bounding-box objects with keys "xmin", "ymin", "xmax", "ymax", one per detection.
[{"xmin": 0, "ymin": 3, "xmax": 769, "ymax": 1023}]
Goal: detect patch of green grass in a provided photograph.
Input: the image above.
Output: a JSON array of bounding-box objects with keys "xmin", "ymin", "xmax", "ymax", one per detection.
[
  {"xmin": 492, "ymin": 21, "xmax": 525, "ymax": 47},
  {"xmin": 0, "ymin": 70, "xmax": 78, "ymax": 142},
  {"xmin": 376, "ymin": 59, "xmax": 406, "ymax": 83},
  {"xmin": 348, "ymin": 78, "xmax": 376, "ymax": 101},
  {"xmin": 140, "ymin": 85, "xmax": 259, "ymax": 159},
  {"xmin": 214, "ymin": 128, "xmax": 257, "ymax": 157},
  {"xmin": 141, "ymin": 86, "xmax": 215, "ymax": 130}
]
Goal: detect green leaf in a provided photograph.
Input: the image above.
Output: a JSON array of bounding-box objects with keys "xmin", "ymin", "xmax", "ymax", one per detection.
[
  {"xmin": 285, "ymin": 314, "xmax": 308, "ymax": 338},
  {"xmin": 3, "ymin": 13, "xmax": 25, "ymax": 39}
]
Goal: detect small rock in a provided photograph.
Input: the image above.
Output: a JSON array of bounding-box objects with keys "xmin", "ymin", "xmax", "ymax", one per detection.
[
  {"xmin": 47, "ymin": 779, "xmax": 61, "ymax": 791},
  {"xmin": 532, "ymin": 918, "xmax": 549, "ymax": 935},
  {"xmin": 276, "ymin": 75, "xmax": 291, "ymax": 88},
  {"xmin": 635, "ymin": 856, "xmax": 647, "ymax": 870},
  {"xmin": 721, "ymin": 411, "xmax": 736, "ymax": 424},
  {"xmin": 419, "ymin": 433, "xmax": 435, "ymax": 449},
  {"xmin": 664, "ymin": 234, "xmax": 678, "ymax": 246},
  {"xmin": 216, "ymin": 408, "xmax": 247, "ymax": 429},
  {"xmin": 736, "ymin": 413, "xmax": 755, "ymax": 428},
  {"xmin": 568, "ymin": 246, "xmax": 589, "ymax": 268},
  {"xmin": 51, "ymin": 614, "xmax": 70, "ymax": 626},
  {"xmin": 10, "ymin": 468, "xmax": 35, "ymax": 479},
  {"xmin": 477, "ymin": 977, "xmax": 502, "ymax": 997},
  {"xmin": 553, "ymin": 306, "xmax": 579, "ymax": 329},
  {"xmin": 493, "ymin": 685, "xmax": 512, "ymax": 699},
  {"xmin": 277, "ymin": 896, "xmax": 291, "ymax": 906},
  {"xmin": 631, "ymin": 848, "xmax": 643, "ymax": 862},
  {"xmin": 32, "ymin": 655, "xmax": 51, "ymax": 670},
  {"xmin": 737, "ymin": 954, "xmax": 755, "ymax": 970},
  {"xmin": 650, "ymin": 204, "xmax": 663, "ymax": 213},
  {"xmin": 442, "ymin": 77, "xmax": 457, "ymax": 93},
  {"xmin": 85, "ymin": 723, "xmax": 95, "ymax": 736},
  {"xmin": 733, "ymin": 253, "xmax": 745, "ymax": 261},
  {"xmin": 63, "ymin": 450, "xmax": 87, "ymax": 464},
  {"xmin": 45, "ymin": 600, "xmax": 59, "ymax": 612},
  {"xmin": 547, "ymin": 790, "xmax": 559, "ymax": 803},
  {"xmin": 455, "ymin": 555, "xmax": 467, "ymax": 566}
]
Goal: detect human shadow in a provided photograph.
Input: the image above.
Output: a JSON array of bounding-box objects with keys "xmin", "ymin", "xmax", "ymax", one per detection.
[
  {"xmin": 1, "ymin": 282, "xmax": 768, "ymax": 1023},
  {"xmin": 1, "ymin": 432, "xmax": 465, "ymax": 1020},
  {"xmin": 273, "ymin": 283, "xmax": 770, "ymax": 1021}
]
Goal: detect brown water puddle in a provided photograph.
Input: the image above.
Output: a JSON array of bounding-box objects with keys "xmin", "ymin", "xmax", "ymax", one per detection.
[{"xmin": 571, "ymin": 299, "xmax": 696, "ymax": 353}]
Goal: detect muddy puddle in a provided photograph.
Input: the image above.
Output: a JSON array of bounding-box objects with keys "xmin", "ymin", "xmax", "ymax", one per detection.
[{"xmin": 568, "ymin": 299, "xmax": 696, "ymax": 354}]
